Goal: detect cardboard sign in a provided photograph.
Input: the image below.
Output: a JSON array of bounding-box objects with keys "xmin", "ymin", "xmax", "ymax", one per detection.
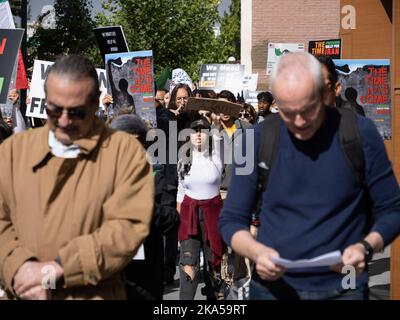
[
  {"xmin": 26, "ymin": 60, "xmax": 108, "ymax": 119},
  {"xmin": 334, "ymin": 59, "xmax": 391, "ymax": 140},
  {"xmin": 309, "ymin": 39, "xmax": 341, "ymax": 59},
  {"xmin": 0, "ymin": 28, "xmax": 24, "ymax": 103},
  {"xmin": 105, "ymin": 50, "xmax": 157, "ymax": 128},
  {"xmin": 93, "ymin": 26, "xmax": 129, "ymax": 64},
  {"xmin": 199, "ymin": 64, "xmax": 245, "ymax": 97},
  {"xmin": 186, "ymin": 97, "xmax": 242, "ymax": 118},
  {"xmin": 266, "ymin": 43, "xmax": 305, "ymax": 75}
]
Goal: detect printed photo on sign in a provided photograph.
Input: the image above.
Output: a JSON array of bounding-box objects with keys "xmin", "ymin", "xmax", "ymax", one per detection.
[
  {"xmin": 266, "ymin": 43, "xmax": 305, "ymax": 75},
  {"xmin": 334, "ymin": 59, "xmax": 391, "ymax": 140},
  {"xmin": 105, "ymin": 50, "xmax": 157, "ymax": 128}
]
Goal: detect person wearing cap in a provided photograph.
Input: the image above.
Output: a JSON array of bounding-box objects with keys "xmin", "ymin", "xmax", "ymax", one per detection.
[{"xmin": 176, "ymin": 116, "xmax": 225, "ymax": 300}]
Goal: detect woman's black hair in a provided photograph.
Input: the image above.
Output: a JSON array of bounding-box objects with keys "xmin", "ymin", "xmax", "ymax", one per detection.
[
  {"xmin": 217, "ymin": 90, "xmax": 236, "ymax": 103},
  {"xmin": 168, "ymin": 83, "xmax": 193, "ymax": 111},
  {"xmin": 177, "ymin": 115, "xmax": 213, "ymax": 180}
]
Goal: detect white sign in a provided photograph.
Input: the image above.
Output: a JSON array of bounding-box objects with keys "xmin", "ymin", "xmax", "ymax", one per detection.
[
  {"xmin": 172, "ymin": 68, "xmax": 193, "ymax": 89},
  {"xmin": 26, "ymin": 60, "xmax": 53, "ymax": 119},
  {"xmin": 266, "ymin": 43, "xmax": 305, "ymax": 75},
  {"xmin": 26, "ymin": 60, "xmax": 108, "ymax": 119},
  {"xmin": 242, "ymin": 73, "xmax": 258, "ymax": 92}
]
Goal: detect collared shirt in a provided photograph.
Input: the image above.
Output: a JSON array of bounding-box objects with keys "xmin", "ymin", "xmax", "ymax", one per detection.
[{"xmin": 0, "ymin": 121, "xmax": 154, "ymax": 299}]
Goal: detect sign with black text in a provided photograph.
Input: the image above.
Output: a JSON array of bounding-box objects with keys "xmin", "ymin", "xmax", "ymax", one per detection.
[
  {"xmin": 94, "ymin": 26, "xmax": 129, "ymax": 64},
  {"xmin": 26, "ymin": 60, "xmax": 108, "ymax": 119},
  {"xmin": 199, "ymin": 64, "xmax": 245, "ymax": 97},
  {"xmin": 309, "ymin": 39, "xmax": 341, "ymax": 59}
]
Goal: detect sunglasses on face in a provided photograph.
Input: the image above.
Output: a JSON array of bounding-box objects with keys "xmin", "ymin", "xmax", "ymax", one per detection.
[
  {"xmin": 45, "ymin": 105, "xmax": 87, "ymax": 120},
  {"xmin": 239, "ymin": 112, "xmax": 250, "ymax": 118}
]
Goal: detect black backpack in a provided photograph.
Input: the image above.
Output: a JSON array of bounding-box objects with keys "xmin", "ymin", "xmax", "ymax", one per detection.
[{"xmin": 255, "ymin": 107, "xmax": 374, "ymax": 230}]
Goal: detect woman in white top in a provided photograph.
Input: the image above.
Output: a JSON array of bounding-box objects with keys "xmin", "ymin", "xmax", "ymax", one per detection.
[{"xmin": 176, "ymin": 117, "xmax": 225, "ymax": 300}]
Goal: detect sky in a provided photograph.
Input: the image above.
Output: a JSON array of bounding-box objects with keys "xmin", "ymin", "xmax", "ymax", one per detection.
[{"xmin": 28, "ymin": 0, "xmax": 232, "ymax": 23}]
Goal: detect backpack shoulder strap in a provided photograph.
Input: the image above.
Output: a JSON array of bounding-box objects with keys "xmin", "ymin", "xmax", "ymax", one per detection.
[
  {"xmin": 337, "ymin": 107, "xmax": 365, "ymax": 186},
  {"xmin": 255, "ymin": 114, "xmax": 281, "ymax": 208}
]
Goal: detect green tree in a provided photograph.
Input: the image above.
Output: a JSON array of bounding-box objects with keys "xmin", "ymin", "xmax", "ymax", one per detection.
[
  {"xmin": 217, "ymin": 0, "xmax": 241, "ymax": 62},
  {"xmin": 28, "ymin": 0, "xmax": 102, "ymax": 68},
  {"xmin": 97, "ymin": 0, "xmax": 222, "ymax": 81}
]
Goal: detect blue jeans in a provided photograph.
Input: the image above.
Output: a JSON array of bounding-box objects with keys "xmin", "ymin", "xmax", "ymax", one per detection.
[{"xmin": 250, "ymin": 278, "xmax": 369, "ymax": 300}]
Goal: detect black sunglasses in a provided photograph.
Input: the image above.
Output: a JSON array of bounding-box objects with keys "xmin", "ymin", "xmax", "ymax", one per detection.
[
  {"xmin": 45, "ymin": 106, "xmax": 87, "ymax": 120},
  {"xmin": 239, "ymin": 112, "xmax": 250, "ymax": 118}
]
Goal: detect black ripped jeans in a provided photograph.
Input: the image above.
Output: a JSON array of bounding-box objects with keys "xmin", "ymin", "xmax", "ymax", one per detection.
[{"xmin": 179, "ymin": 208, "xmax": 220, "ymax": 300}]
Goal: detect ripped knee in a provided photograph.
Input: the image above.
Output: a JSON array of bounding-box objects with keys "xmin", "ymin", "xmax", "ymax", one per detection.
[
  {"xmin": 181, "ymin": 251, "xmax": 196, "ymax": 280},
  {"xmin": 182, "ymin": 265, "xmax": 195, "ymax": 280}
]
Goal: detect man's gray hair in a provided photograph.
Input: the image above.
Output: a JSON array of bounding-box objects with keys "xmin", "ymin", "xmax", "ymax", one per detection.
[
  {"xmin": 270, "ymin": 52, "xmax": 324, "ymax": 96},
  {"xmin": 44, "ymin": 54, "xmax": 100, "ymax": 104}
]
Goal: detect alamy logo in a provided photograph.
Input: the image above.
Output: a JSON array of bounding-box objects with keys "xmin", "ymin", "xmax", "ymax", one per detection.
[{"xmin": 341, "ymin": 5, "xmax": 356, "ymax": 30}]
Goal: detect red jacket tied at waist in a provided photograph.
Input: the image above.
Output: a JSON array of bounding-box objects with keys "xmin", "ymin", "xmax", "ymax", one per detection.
[{"xmin": 178, "ymin": 194, "xmax": 225, "ymax": 266}]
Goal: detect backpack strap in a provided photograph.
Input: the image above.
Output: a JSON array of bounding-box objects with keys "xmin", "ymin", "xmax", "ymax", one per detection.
[
  {"xmin": 254, "ymin": 114, "xmax": 282, "ymax": 213},
  {"xmin": 337, "ymin": 107, "xmax": 365, "ymax": 186}
]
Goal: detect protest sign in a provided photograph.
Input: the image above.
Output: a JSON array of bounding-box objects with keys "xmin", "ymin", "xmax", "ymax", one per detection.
[
  {"xmin": 334, "ymin": 59, "xmax": 391, "ymax": 140},
  {"xmin": 243, "ymin": 90, "xmax": 261, "ymax": 109},
  {"xmin": 266, "ymin": 43, "xmax": 304, "ymax": 75},
  {"xmin": 0, "ymin": 1, "xmax": 28, "ymax": 90},
  {"xmin": 242, "ymin": 74, "xmax": 258, "ymax": 92},
  {"xmin": 94, "ymin": 26, "xmax": 129, "ymax": 64},
  {"xmin": 309, "ymin": 39, "xmax": 341, "ymax": 59},
  {"xmin": 172, "ymin": 68, "xmax": 193, "ymax": 89},
  {"xmin": 186, "ymin": 97, "xmax": 242, "ymax": 118},
  {"xmin": 199, "ymin": 63, "xmax": 245, "ymax": 97},
  {"xmin": 0, "ymin": 28, "xmax": 24, "ymax": 103},
  {"xmin": 26, "ymin": 60, "xmax": 108, "ymax": 119},
  {"xmin": 105, "ymin": 50, "xmax": 157, "ymax": 128}
]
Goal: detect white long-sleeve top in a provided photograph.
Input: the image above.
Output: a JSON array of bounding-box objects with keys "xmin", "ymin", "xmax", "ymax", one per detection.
[{"xmin": 177, "ymin": 134, "xmax": 223, "ymax": 203}]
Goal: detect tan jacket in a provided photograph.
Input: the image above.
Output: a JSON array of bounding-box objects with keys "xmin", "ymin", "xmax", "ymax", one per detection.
[{"xmin": 0, "ymin": 122, "xmax": 154, "ymax": 299}]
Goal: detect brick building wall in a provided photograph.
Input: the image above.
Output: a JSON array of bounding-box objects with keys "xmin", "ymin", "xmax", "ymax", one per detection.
[{"xmin": 251, "ymin": 0, "xmax": 340, "ymax": 90}]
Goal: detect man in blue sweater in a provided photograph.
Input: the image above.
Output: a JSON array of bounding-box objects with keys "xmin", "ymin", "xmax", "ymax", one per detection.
[{"xmin": 218, "ymin": 52, "xmax": 400, "ymax": 300}]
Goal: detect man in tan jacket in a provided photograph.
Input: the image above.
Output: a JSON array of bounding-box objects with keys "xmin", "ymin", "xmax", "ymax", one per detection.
[{"xmin": 0, "ymin": 55, "xmax": 154, "ymax": 300}]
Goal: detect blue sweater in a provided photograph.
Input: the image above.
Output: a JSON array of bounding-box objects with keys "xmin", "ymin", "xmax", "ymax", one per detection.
[{"xmin": 219, "ymin": 107, "xmax": 400, "ymax": 291}]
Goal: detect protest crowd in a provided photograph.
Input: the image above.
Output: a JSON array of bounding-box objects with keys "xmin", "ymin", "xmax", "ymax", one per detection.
[{"xmin": 0, "ymin": 5, "xmax": 400, "ymax": 302}]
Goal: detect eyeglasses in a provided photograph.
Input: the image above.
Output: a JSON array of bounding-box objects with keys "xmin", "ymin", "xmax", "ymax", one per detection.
[
  {"xmin": 239, "ymin": 112, "xmax": 250, "ymax": 119},
  {"xmin": 176, "ymin": 97, "xmax": 189, "ymax": 102},
  {"xmin": 45, "ymin": 106, "xmax": 87, "ymax": 120}
]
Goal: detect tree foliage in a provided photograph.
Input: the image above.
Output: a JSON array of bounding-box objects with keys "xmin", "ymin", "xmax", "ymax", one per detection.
[
  {"xmin": 97, "ymin": 0, "xmax": 224, "ymax": 81},
  {"xmin": 28, "ymin": 0, "xmax": 102, "ymax": 68},
  {"xmin": 217, "ymin": 0, "xmax": 240, "ymax": 62}
]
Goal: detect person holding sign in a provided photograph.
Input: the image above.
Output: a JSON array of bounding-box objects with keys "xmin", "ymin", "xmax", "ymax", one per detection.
[{"xmin": 0, "ymin": 55, "xmax": 154, "ymax": 300}]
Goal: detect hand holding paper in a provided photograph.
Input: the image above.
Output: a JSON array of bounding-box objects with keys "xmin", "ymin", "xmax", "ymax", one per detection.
[{"xmin": 271, "ymin": 251, "xmax": 342, "ymax": 269}]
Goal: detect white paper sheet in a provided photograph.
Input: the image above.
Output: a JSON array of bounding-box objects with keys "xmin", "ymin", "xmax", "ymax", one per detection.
[
  {"xmin": 132, "ymin": 244, "xmax": 145, "ymax": 260},
  {"xmin": 271, "ymin": 250, "xmax": 342, "ymax": 269}
]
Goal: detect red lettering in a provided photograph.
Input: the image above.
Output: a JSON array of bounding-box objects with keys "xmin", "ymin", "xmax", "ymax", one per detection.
[{"xmin": 0, "ymin": 38, "xmax": 7, "ymax": 55}]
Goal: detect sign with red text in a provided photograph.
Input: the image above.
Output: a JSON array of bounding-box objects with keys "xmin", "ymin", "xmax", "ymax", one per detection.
[
  {"xmin": 105, "ymin": 50, "xmax": 157, "ymax": 128},
  {"xmin": 334, "ymin": 59, "xmax": 391, "ymax": 140},
  {"xmin": 0, "ymin": 28, "xmax": 24, "ymax": 103},
  {"xmin": 309, "ymin": 39, "xmax": 341, "ymax": 59}
]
